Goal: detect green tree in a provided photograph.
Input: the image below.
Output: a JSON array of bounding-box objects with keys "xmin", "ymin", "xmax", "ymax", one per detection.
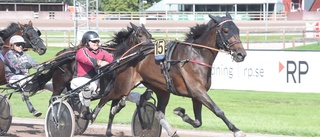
[
  {"xmin": 63, "ymin": 0, "xmax": 73, "ymax": 5},
  {"xmin": 100, "ymin": 0, "xmax": 161, "ymax": 12}
]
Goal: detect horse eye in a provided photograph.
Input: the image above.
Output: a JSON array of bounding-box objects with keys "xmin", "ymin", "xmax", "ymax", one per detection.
[
  {"xmin": 28, "ymin": 33, "xmax": 33, "ymax": 37},
  {"xmin": 223, "ymin": 28, "xmax": 229, "ymax": 33}
]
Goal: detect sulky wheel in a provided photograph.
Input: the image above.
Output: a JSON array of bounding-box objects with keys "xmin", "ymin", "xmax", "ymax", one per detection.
[
  {"xmin": 45, "ymin": 99, "xmax": 75, "ymax": 137},
  {"xmin": 67, "ymin": 96, "xmax": 89, "ymax": 135},
  {"xmin": 132, "ymin": 102, "xmax": 161, "ymax": 137},
  {"xmin": 0, "ymin": 94, "xmax": 12, "ymax": 136}
]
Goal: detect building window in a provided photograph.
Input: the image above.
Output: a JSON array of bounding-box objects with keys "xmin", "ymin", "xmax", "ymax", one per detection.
[
  {"xmin": 221, "ymin": 5, "xmax": 234, "ymax": 11},
  {"xmin": 248, "ymin": 4, "xmax": 261, "ymax": 11},
  {"xmin": 237, "ymin": 4, "xmax": 247, "ymax": 11},
  {"xmin": 185, "ymin": 5, "xmax": 193, "ymax": 11},
  {"xmin": 206, "ymin": 5, "xmax": 219, "ymax": 11}
]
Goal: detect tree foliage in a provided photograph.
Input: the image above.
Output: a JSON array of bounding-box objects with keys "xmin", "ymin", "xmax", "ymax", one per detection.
[{"xmin": 99, "ymin": 0, "xmax": 161, "ymax": 12}]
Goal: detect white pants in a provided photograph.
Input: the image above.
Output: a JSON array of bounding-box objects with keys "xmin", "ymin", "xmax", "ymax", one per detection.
[
  {"xmin": 8, "ymin": 75, "xmax": 30, "ymax": 87},
  {"xmin": 70, "ymin": 77, "xmax": 99, "ymax": 93},
  {"xmin": 8, "ymin": 75, "xmax": 53, "ymax": 92}
]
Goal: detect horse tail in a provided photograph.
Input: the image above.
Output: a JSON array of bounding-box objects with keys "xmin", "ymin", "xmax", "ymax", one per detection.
[{"xmin": 27, "ymin": 51, "xmax": 76, "ymax": 96}]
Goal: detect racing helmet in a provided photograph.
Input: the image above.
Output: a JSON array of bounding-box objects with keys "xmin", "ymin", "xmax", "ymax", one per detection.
[
  {"xmin": 81, "ymin": 31, "xmax": 100, "ymax": 45},
  {"xmin": 9, "ymin": 35, "xmax": 25, "ymax": 46}
]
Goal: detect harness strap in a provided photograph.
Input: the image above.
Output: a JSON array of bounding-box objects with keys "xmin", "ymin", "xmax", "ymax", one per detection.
[{"xmin": 188, "ymin": 59, "xmax": 212, "ymax": 68}]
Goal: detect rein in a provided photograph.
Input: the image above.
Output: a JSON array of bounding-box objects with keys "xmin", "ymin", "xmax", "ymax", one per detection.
[
  {"xmin": 120, "ymin": 41, "xmax": 144, "ymax": 58},
  {"xmin": 172, "ymin": 19, "xmax": 241, "ymax": 68},
  {"xmin": 177, "ymin": 41, "xmax": 228, "ymax": 53},
  {"xmin": 175, "ymin": 40, "xmax": 229, "ymax": 68},
  {"xmin": 41, "ymin": 50, "xmax": 76, "ymax": 64}
]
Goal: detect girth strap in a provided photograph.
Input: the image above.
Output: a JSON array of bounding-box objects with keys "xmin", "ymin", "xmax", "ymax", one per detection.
[{"xmin": 159, "ymin": 41, "xmax": 179, "ymax": 95}]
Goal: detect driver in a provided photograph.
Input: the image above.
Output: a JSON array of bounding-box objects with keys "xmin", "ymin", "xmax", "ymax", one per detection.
[
  {"xmin": 71, "ymin": 31, "xmax": 113, "ymax": 107},
  {"xmin": 4, "ymin": 35, "xmax": 40, "ymax": 87},
  {"xmin": 4, "ymin": 35, "xmax": 44, "ymax": 117}
]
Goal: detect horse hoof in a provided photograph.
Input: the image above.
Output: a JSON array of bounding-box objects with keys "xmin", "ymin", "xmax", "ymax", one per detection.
[
  {"xmin": 106, "ymin": 131, "xmax": 113, "ymax": 137},
  {"xmin": 173, "ymin": 107, "xmax": 185, "ymax": 116},
  {"xmin": 234, "ymin": 131, "xmax": 246, "ymax": 137},
  {"xmin": 171, "ymin": 130, "xmax": 179, "ymax": 137}
]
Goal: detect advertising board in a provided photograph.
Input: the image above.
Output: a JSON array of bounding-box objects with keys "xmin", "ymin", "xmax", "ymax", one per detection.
[{"xmin": 211, "ymin": 50, "xmax": 320, "ymax": 93}]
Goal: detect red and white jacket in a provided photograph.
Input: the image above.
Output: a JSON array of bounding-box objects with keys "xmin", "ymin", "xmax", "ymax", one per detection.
[{"xmin": 73, "ymin": 47, "xmax": 114, "ymax": 79}]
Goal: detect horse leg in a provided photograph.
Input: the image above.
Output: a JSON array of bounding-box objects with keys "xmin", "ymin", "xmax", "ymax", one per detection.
[
  {"xmin": 173, "ymin": 98, "xmax": 202, "ymax": 128},
  {"xmin": 199, "ymin": 92, "xmax": 245, "ymax": 137},
  {"xmin": 153, "ymin": 91, "xmax": 178, "ymax": 137},
  {"xmin": 106, "ymin": 99, "xmax": 120, "ymax": 136},
  {"xmin": 86, "ymin": 92, "xmax": 113, "ymax": 122}
]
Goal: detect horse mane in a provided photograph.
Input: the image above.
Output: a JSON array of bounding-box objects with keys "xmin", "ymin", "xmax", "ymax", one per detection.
[
  {"xmin": 0, "ymin": 22, "xmax": 20, "ymax": 40},
  {"xmin": 107, "ymin": 28, "xmax": 134, "ymax": 56},
  {"xmin": 185, "ymin": 20, "xmax": 216, "ymax": 41}
]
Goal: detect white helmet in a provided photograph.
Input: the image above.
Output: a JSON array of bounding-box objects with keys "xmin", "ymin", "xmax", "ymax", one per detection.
[{"xmin": 9, "ymin": 35, "xmax": 25, "ymax": 46}]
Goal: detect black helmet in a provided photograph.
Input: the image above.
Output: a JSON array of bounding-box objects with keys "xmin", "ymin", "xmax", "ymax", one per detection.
[{"xmin": 81, "ymin": 31, "xmax": 100, "ymax": 45}]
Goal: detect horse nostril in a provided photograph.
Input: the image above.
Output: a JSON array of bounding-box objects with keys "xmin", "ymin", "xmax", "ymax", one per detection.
[{"xmin": 238, "ymin": 52, "xmax": 246, "ymax": 59}]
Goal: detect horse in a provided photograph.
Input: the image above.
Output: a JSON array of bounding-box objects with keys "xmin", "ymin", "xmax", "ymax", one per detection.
[
  {"xmin": 86, "ymin": 12, "xmax": 247, "ymax": 137},
  {"xmin": 0, "ymin": 21, "xmax": 47, "ymax": 117},
  {"xmin": 34, "ymin": 22, "xmax": 152, "ymax": 134},
  {"xmin": 0, "ymin": 21, "xmax": 46, "ymax": 85},
  {"xmin": 48, "ymin": 22, "xmax": 152, "ymax": 98}
]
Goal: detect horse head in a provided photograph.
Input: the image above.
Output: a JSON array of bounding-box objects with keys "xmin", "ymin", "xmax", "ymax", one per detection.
[
  {"xmin": 108, "ymin": 23, "xmax": 153, "ymax": 58},
  {"xmin": 129, "ymin": 22, "xmax": 152, "ymax": 46},
  {"xmin": 19, "ymin": 21, "xmax": 46, "ymax": 55},
  {"xmin": 209, "ymin": 12, "xmax": 246, "ymax": 62}
]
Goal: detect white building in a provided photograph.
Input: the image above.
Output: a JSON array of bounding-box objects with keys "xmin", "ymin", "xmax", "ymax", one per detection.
[{"xmin": 146, "ymin": 0, "xmax": 283, "ymax": 20}]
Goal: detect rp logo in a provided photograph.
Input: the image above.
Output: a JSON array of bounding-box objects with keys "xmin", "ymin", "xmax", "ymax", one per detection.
[{"xmin": 279, "ymin": 61, "xmax": 309, "ymax": 83}]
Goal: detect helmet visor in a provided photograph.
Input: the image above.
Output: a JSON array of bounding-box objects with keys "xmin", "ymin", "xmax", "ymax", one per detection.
[{"xmin": 90, "ymin": 37, "xmax": 100, "ymax": 41}]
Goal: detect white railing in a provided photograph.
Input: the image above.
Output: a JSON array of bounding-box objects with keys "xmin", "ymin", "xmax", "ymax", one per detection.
[
  {"xmin": 98, "ymin": 11, "xmax": 287, "ymax": 21},
  {"xmin": 38, "ymin": 29, "xmax": 320, "ymax": 49}
]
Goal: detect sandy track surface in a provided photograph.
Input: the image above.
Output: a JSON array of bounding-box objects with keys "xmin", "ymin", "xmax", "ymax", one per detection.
[{"xmin": 3, "ymin": 117, "xmax": 296, "ymax": 137}]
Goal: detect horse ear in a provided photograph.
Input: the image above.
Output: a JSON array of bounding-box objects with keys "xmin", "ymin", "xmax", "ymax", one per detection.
[
  {"xmin": 127, "ymin": 26, "xmax": 133, "ymax": 32},
  {"xmin": 130, "ymin": 22, "xmax": 138, "ymax": 31},
  {"xmin": 141, "ymin": 23, "xmax": 146, "ymax": 29},
  {"xmin": 208, "ymin": 14, "xmax": 221, "ymax": 23},
  {"xmin": 226, "ymin": 12, "xmax": 232, "ymax": 20},
  {"xmin": 35, "ymin": 28, "xmax": 42, "ymax": 36},
  {"xmin": 28, "ymin": 20, "xmax": 33, "ymax": 27},
  {"xmin": 18, "ymin": 22, "xmax": 25, "ymax": 29}
]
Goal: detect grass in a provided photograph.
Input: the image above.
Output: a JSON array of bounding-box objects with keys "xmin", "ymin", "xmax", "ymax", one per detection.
[
  {"xmin": 5, "ymin": 89, "xmax": 320, "ymax": 137},
  {"xmin": 286, "ymin": 42, "xmax": 320, "ymax": 50},
  {"xmin": 3, "ymin": 44, "xmax": 320, "ymax": 137}
]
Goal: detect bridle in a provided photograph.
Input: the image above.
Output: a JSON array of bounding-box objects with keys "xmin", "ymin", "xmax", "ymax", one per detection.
[
  {"xmin": 131, "ymin": 26, "xmax": 152, "ymax": 45},
  {"xmin": 175, "ymin": 19, "xmax": 242, "ymax": 67},
  {"xmin": 216, "ymin": 19, "xmax": 242, "ymax": 52},
  {"xmin": 21, "ymin": 25, "xmax": 43, "ymax": 52}
]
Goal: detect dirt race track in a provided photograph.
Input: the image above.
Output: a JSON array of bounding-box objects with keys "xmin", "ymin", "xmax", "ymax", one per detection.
[{"xmin": 4, "ymin": 117, "xmax": 295, "ymax": 137}]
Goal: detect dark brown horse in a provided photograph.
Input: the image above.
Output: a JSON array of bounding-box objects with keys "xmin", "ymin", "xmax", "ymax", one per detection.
[
  {"xmin": 37, "ymin": 22, "xmax": 152, "ymax": 134},
  {"xmin": 0, "ymin": 21, "xmax": 46, "ymax": 85},
  {"xmin": 87, "ymin": 13, "xmax": 247, "ymax": 137},
  {"xmin": 49, "ymin": 22, "xmax": 152, "ymax": 98}
]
